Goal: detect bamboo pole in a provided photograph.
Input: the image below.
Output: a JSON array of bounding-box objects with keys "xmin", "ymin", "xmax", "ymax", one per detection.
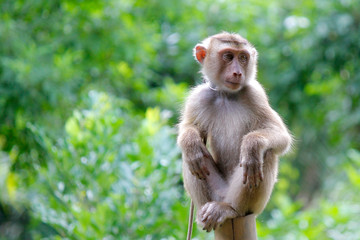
[{"xmin": 214, "ymin": 215, "xmax": 257, "ymax": 240}]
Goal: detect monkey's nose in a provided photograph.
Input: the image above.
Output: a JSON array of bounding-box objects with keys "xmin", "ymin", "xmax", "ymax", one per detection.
[{"xmin": 233, "ymin": 72, "xmax": 242, "ymax": 78}]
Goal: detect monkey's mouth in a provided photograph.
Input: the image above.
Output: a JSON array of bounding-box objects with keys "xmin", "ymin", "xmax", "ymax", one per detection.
[
  {"xmin": 226, "ymin": 80, "xmax": 240, "ymax": 85},
  {"xmin": 225, "ymin": 80, "xmax": 241, "ymax": 89}
]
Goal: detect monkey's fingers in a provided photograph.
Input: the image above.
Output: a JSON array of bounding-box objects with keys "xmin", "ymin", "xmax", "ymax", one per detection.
[
  {"xmin": 191, "ymin": 169, "xmax": 202, "ymax": 180},
  {"xmin": 254, "ymin": 166, "xmax": 264, "ymax": 187},
  {"xmin": 198, "ymin": 161, "xmax": 209, "ymax": 180},
  {"xmin": 203, "ymin": 214, "xmax": 217, "ymax": 232},
  {"xmin": 259, "ymin": 168, "xmax": 264, "ymax": 182},
  {"xmin": 203, "ymin": 218, "xmax": 214, "ymax": 232},
  {"xmin": 208, "ymin": 218, "xmax": 218, "ymax": 232},
  {"xmin": 246, "ymin": 165, "xmax": 257, "ymax": 188},
  {"xmin": 190, "ymin": 161, "xmax": 204, "ymax": 180},
  {"xmin": 196, "ymin": 156, "xmax": 210, "ymax": 177},
  {"xmin": 195, "ymin": 161, "xmax": 206, "ymax": 180},
  {"xmin": 202, "ymin": 163, "xmax": 210, "ymax": 176},
  {"xmin": 243, "ymin": 167, "xmax": 248, "ymax": 184},
  {"xmin": 200, "ymin": 161, "xmax": 210, "ymax": 179},
  {"xmin": 205, "ymin": 210, "xmax": 226, "ymax": 231},
  {"xmin": 200, "ymin": 203, "xmax": 212, "ymax": 222},
  {"xmin": 210, "ymin": 214, "xmax": 222, "ymax": 231}
]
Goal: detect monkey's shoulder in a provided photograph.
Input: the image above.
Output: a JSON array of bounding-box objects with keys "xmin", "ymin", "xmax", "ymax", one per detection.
[
  {"xmin": 185, "ymin": 84, "xmax": 217, "ymax": 109},
  {"xmin": 188, "ymin": 83, "xmax": 215, "ymax": 99},
  {"xmin": 241, "ymin": 81, "xmax": 269, "ymax": 105}
]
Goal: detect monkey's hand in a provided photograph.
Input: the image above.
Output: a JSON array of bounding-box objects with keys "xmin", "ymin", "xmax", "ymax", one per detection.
[
  {"xmin": 240, "ymin": 134, "xmax": 267, "ymax": 188},
  {"xmin": 186, "ymin": 144, "xmax": 213, "ymax": 180},
  {"xmin": 240, "ymin": 158, "xmax": 263, "ymax": 189},
  {"xmin": 240, "ymin": 132, "xmax": 268, "ymax": 188},
  {"xmin": 197, "ymin": 202, "xmax": 238, "ymax": 232}
]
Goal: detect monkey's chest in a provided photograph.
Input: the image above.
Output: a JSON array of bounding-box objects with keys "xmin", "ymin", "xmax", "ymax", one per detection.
[{"xmin": 204, "ymin": 103, "xmax": 254, "ymax": 169}]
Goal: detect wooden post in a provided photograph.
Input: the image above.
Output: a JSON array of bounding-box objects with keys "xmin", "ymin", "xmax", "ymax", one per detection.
[{"xmin": 214, "ymin": 215, "xmax": 257, "ymax": 240}]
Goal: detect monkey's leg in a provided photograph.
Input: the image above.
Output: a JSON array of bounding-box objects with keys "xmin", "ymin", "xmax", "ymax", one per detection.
[
  {"xmin": 183, "ymin": 157, "xmax": 227, "ymax": 207},
  {"xmin": 199, "ymin": 151, "xmax": 278, "ymax": 232},
  {"xmin": 183, "ymin": 157, "xmax": 229, "ymax": 231},
  {"xmin": 198, "ymin": 164, "xmax": 262, "ymax": 233},
  {"xmin": 224, "ymin": 150, "xmax": 278, "ymax": 215}
]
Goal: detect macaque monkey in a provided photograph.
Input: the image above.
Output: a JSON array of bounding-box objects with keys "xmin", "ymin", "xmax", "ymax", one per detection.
[{"xmin": 177, "ymin": 32, "xmax": 292, "ymax": 232}]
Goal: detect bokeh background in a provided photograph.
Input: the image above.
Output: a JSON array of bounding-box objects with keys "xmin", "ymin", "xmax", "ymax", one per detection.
[{"xmin": 1, "ymin": 0, "xmax": 359, "ymax": 239}]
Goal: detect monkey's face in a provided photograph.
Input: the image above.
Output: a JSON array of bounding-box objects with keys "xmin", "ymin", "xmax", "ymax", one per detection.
[
  {"xmin": 194, "ymin": 34, "xmax": 258, "ymax": 93},
  {"xmin": 216, "ymin": 48, "xmax": 250, "ymax": 91}
]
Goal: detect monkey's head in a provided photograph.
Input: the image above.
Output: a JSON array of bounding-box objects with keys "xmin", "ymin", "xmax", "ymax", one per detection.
[{"xmin": 193, "ymin": 32, "xmax": 258, "ymax": 93}]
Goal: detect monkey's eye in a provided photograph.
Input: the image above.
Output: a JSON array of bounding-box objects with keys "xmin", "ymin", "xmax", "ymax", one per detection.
[
  {"xmin": 239, "ymin": 54, "xmax": 248, "ymax": 63},
  {"xmin": 223, "ymin": 52, "xmax": 234, "ymax": 62}
]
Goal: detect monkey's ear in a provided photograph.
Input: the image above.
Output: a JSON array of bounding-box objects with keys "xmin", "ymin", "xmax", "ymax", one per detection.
[
  {"xmin": 194, "ymin": 44, "xmax": 207, "ymax": 64},
  {"xmin": 252, "ymin": 48, "xmax": 258, "ymax": 58}
]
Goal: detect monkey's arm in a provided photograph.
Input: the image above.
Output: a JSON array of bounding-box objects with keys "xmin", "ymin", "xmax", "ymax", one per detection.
[
  {"xmin": 178, "ymin": 122, "xmax": 213, "ymax": 180},
  {"xmin": 240, "ymin": 113, "xmax": 292, "ymax": 188},
  {"xmin": 177, "ymin": 88, "xmax": 215, "ymax": 180}
]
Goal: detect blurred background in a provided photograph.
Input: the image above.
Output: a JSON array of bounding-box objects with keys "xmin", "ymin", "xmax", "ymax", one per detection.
[{"xmin": 0, "ymin": 0, "xmax": 359, "ymax": 239}]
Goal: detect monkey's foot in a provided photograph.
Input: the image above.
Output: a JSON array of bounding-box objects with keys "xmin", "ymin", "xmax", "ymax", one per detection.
[{"xmin": 197, "ymin": 201, "xmax": 238, "ymax": 232}]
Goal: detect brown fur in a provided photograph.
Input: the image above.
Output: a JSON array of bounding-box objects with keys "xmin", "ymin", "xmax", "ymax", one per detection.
[{"xmin": 178, "ymin": 32, "xmax": 292, "ymax": 232}]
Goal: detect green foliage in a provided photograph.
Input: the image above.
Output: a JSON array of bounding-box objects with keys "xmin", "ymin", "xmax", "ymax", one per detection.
[
  {"xmin": 258, "ymin": 148, "xmax": 360, "ymax": 239},
  {"xmin": 1, "ymin": 0, "xmax": 359, "ymax": 239},
  {"xmin": 2, "ymin": 91, "xmax": 190, "ymax": 239}
]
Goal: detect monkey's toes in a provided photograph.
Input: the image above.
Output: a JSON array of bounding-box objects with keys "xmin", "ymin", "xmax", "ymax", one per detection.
[
  {"xmin": 195, "ymin": 216, "xmax": 205, "ymax": 229},
  {"xmin": 202, "ymin": 214, "xmax": 225, "ymax": 232},
  {"xmin": 198, "ymin": 202, "xmax": 228, "ymax": 232}
]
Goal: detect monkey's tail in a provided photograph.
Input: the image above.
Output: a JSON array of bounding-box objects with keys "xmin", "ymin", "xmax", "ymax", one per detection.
[{"xmin": 186, "ymin": 200, "xmax": 195, "ymax": 240}]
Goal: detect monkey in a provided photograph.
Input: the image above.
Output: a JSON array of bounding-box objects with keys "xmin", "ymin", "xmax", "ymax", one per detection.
[{"xmin": 177, "ymin": 32, "xmax": 292, "ymax": 232}]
